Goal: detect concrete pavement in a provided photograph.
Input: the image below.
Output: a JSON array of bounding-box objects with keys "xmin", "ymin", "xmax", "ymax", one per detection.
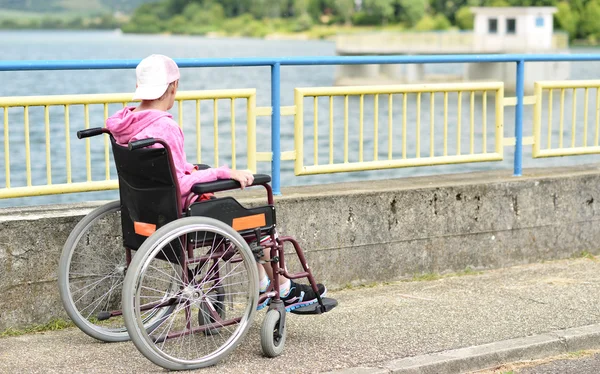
[{"xmin": 2, "ymin": 257, "xmax": 600, "ymax": 374}]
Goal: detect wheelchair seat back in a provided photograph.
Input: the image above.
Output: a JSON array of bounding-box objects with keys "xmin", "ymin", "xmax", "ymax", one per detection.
[{"xmin": 111, "ymin": 138, "xmax": 181, "ymax": 252}]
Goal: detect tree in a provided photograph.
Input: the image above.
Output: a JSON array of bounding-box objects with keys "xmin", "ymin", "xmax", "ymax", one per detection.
[
  {"xmin": 414, "ymin": 14, "xmax": 435, "ymax": 30},
  {"xmin": 363, "ymin": 0, "xmax": 395, "ymax": 23},
  {"xmin": 433, "ymin": 14, "xmax": 451, "ymax": 29},
  {"xmin": 454, "ymin": 5, "xmax": 473, "ymax": 30},
  {"xmin": 294, "ymin": 0, "xmax": 310, "ymax": 16},
  {"xmin": 554, "ymin": 1, "xmax": 579, "ymax": 39},
  {"xmin": 333, "ymin": 0, "xmax": 355, "ymax": 24},
  {"xmin": 581, "ymin": 0, "xmax": 600, "ymax": 40},
  {"xmin": 396, "ymin": 0, "xmax": 428, "ymax": 27}
]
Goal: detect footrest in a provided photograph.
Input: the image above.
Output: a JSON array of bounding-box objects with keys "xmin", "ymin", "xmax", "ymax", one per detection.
[
  {"xmin": 96, "ymin": 311, "xmax": 111, "ymax": 321},
  {"xmin": 289, "ymin": 297, "xmax": 337, "ymax": 315}
]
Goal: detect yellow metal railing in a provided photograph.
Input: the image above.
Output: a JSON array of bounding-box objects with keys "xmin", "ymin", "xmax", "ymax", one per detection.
[
  {"xmin": 293, "ymin": 82, "xmax": 505, "ymax": 175},
  {"xmin": 533, "ymin": 80, "xmax": 600, "ymax": 158},
  {"xmin": 5, "ymin": 79, "xmax": 600, "ymax": 200},
  {"xmin": 0, "ymin": 89, "xmax": 257, "ymax": 199}
]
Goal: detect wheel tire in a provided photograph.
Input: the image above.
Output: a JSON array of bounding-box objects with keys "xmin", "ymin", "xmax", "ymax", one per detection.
[
  {"xmin": 260, "ymin": 309, "xmax": 287, "ymax": 358},
  {"xmin": 58, "ymin": 201, "xmax": 129, "ymax": 342},
  {"xmin": 123, "ymin": 216, "xmax": 259, "ymax": 371}
]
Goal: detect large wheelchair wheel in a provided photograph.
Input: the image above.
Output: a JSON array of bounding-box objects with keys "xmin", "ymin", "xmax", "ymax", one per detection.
[
  {"xmin": 122, "ymin": 216, "xmax": 259, "ymax": 371},
  {"xmin": 58, "ymin": 201, "xmax": 176, "ymax": 342}
]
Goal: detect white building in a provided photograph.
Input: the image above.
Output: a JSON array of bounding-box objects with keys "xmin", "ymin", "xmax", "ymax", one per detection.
[{"xmin": 471, "ymin": 7, "xmax": 558, "ymax": 52}]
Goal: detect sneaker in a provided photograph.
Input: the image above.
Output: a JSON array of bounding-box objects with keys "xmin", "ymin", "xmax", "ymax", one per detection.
[
  {"xmin": 282, "ymin": 281, "xmax": 327, "ymax": 312},
  {"xmin": 257, "ymin": 296, "xmax": 270, "ymax": 311}
]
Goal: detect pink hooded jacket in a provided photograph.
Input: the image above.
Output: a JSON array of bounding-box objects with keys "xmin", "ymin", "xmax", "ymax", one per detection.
[{"xmin": 106, "ymin": 107, "xmax": 231, "ymax": 206}]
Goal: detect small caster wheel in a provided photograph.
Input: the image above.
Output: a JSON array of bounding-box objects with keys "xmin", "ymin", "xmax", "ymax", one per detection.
[{"xmin": 261, "ymin": 309, "xmax": 286, "ymax": 357}]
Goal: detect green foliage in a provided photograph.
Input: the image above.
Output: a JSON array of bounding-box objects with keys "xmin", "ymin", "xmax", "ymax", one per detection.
[
  {"xmin": 555, "ymin": 2, "xmax": 578, "ymax": 38},
  {"xmin": 1, "ymin": 318, "xmax": 74, "ymax": 338},
  {"xmin": 455, "ymin": 6, "xmax": 474, "ymax": 29},
  {"xmin": 433, "ymin": 14, "xmax": 451, "ymax": 30},
  {"xmin": 351, "ymin": 11, "xmax": 382, "ymax": 25},
  {"xmin": 581, "ymin": 0, "xmax": 600, "ymax": 40},
  {"xmin": 397, "ymin": 0, "xmax": 428, "ymax": 27},
  {"xmin": 333, "ymin": 0, "xmax": 355, "ymax": 24},
  {"xmin": 414, "ymin": 14, "xmax": 436, "ymax": 30},
  {"xmin": 293, "ymin": 12, "xmax": 314, "ymax": 31},
  {"xmin": 6, "ymin": 0, "xmax": 600, "ymax": 44},
  {"xmin": 363, "ymin": 0, "xmax": 395, "ymax": 23},
  {"xmin": 293, "ymin": 0, "xmax": 310, "ymax": 17}
]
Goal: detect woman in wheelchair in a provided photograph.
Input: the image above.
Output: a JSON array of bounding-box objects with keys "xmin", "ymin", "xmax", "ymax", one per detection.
[
  {"xmin": 60, "ymin": 54, "xmax": 337, "ymax": 370},
  {"xmin": 106, "ymin": 54, "xmax": 326, "ymax": 312}
]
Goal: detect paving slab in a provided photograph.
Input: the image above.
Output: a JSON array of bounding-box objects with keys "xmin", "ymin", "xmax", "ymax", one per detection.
[{"xmin": 2, "ymin": 258, "xmax": 600, "ymax": 374}]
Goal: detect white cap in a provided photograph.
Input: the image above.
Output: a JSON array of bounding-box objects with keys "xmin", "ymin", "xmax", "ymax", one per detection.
[{"xmin": 132, "ymin": 54, "xmax": 180, "ymax": 101}]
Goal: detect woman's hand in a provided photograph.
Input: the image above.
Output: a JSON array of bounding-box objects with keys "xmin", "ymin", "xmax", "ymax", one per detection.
[{"xmin": 229, "ymin": 169, "xmax": 254, "ymax": 189}]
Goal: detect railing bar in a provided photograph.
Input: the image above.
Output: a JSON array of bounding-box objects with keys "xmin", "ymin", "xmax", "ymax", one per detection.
[
  {"xmin": 104, "ymin": 104, "xmax": 110, "ymax": 180},
  {"xmin": 443, "ymin": 92, "xmax": 448, "ymax": 156},
  {"xmin": 3, "ymin": 106, "xmax": 9, "ymax": 188},
  {"xmin": 416, "ymin": 92, "xmax": 421, "ymax": 158},
  {"xmin": 314, "ymin": 96, "xmax": 318, "ymax": 166},
  {"xmin": 430, "ymin": 92, "xmax": 434, "ymax": 157},
  {"xmin": 359, "ymin": 94, "xmax": 364, "ymax": 162},
  {"xmin": 84, "ymin": 104, "xmax": 91, "ymax": 182},
  {"xmin": 547, "ymin": 89, "xmax": 553, "ymax": 150},
  {"xmin": 44, "ymin": 105, "xmax": 52, "ymax": 185},
  {"xmin": 388, "ymin": 94, "xmax": 393, "ymax": 160},
  {"xmin": 196, "ymin": 99, "xmax": 201, "ymax": 164},
  {"xmin": 584, "ymin": 88, "xmax": 589, "ymax": 147},
  {"xmin": 344, "ymin": 95, "xmax": 348, "ymax": 163},
  {"xmin": 65, "ymin": 105, "xmax": 71, "ymax": 184},
  {"xmin": 24, "ymin": 106, "xmax": 31, "ymax": 187},
  {"xmin": 231, "ymin": 98, "xmax": 236, "ymax": 170},
  {"xmin": 559, "ymin": 88, "xmax": 564, "ymax": 148},
  {"xmin": 596, "ymin": 88, "xmax": 600, "ymax": 147},
  {"xmin": 178, "ymin": 100, "xmax": 183, "ymax": 129},
  {"xmin": 402, "ymin": 93, "xmax": 407, "ymax": 159},
  {"xmin": 571, "ymin": 88, "xmax": 577, "ymax": 147},
  {"xmin": 374, "ymin": 94, "xmax": 379, "ymax": 161},
  {"xmin": 213, "ymin": 99, "xmax": 218, "ymax": 167},
  {"xmin": 329, "ymin": 96, "xmax": 333, "ymax": 164},
  {"xmin": 483, "ymin": 91, "xmax": 487, "ymax": 153},
  {"xmin": 470, "ymin": 91, "xmax": 475, "ymax": 154},
  {"xmin": 457, "ymin": 91, "xmax": 462, "ymax": 156}
]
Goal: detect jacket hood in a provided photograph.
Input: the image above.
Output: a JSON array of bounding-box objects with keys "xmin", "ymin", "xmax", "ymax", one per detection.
[{"xmin": 105, "ymin": 106, "xmax": 172, "ymax": 144}]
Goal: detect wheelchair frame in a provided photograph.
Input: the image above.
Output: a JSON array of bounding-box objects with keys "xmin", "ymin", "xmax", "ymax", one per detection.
[{"xmin": 58, "ymin": 127, "xmax": 336, "ymax": 371}]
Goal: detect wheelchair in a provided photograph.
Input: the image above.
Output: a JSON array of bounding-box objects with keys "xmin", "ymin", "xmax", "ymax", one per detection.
[{"xmin": 57, "ymin": 127, "xmax": 337, "ymax": 370}]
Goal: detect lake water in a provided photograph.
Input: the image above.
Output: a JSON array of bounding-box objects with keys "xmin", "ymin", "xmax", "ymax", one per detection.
[{"xmin": 1, "ymin": 30, "xmax": 600, "ymax": 207}]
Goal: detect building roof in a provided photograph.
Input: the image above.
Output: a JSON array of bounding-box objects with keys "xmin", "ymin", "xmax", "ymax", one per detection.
[{"xmin": 470, "ymin": 7, "xmax": 557, "ymax": 16}]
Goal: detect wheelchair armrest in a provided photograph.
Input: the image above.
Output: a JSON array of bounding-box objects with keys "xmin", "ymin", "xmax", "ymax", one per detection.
[
  {"xmin": 192, "ymin": 174, "xmax": 271, "ymax": 194},
  {"xmin": 195, "ymin": 164, "xmax": 212, "ymax": 170}
]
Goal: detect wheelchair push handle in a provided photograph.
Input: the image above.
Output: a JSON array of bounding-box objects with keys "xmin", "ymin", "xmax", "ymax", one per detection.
[
  {"xmin": 128, "ymin": 138, "xmax": 158, "ymax": 150},
  {"xmin": 192, "ymin": 174, "xmax": 271, "ymax": 195},
  {"xmin": 77, "ymin": 127, "xmax": 107, "ymax": 139}
]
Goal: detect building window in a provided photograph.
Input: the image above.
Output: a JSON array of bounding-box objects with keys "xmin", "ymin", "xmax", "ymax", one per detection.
[
  {"xmin": 488, "ymin": 18, "xmax": 498, "ymax": 34},
  {"xmin": 536, "ymin": 16, "xmax": 544, "ymax": 27},
  {"xmin": 506, "ymin": 18, "xmax": 516, "ymax": 34}
]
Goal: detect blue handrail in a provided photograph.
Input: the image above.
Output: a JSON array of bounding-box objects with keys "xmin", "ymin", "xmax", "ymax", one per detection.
[{"xmin": 3, "ymin": 53, "xmax": 600, "ymax": 193}]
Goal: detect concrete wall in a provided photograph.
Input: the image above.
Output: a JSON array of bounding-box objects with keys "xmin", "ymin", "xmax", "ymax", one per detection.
[{"xmin": 2, "ymin": 165, "xmax": 600, "ymax": 330}]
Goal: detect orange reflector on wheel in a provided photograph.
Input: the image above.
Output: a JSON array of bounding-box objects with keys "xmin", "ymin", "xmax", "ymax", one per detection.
[
  {"xmin": 232, "ymin": 214, "xmax": 266, "ymax": 231},
  {"xmin": 134, "ymin": 222, "xmax": 156, "ymax": 236}
]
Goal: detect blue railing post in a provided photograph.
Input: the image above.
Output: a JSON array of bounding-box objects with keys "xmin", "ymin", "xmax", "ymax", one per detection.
[
  {"xmin": 514, "ymin": 59, "xmax": 525, "ymax": 177},
  {"xmin": 271, "ymin": 62, "xmax": 282, "ymax": 194}
]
